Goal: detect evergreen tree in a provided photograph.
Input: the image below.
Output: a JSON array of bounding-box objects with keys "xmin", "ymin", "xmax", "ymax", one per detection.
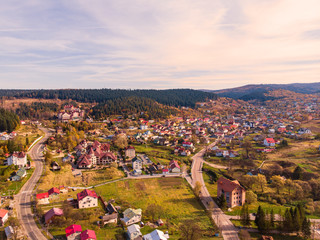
[
  {"xmin": 270, "ymin": 209, "xmax": 275, "ymax": 228},
  {"xmin": 301, "ymin": 217, "xmax": 311, "ymax": 239},
  {"xmin": 283, "ymin": 209, "xmax": 293, "ymax": 231},
  {"xmin": 293, "ymin": 166, "xmax": 303, "ymax": 180},
  {"xmin": 240, "ymin": 204, "xmax": 250, "ymax": 227},
  {"xmin": 293, "ymin": 207, "xmax": 301, "ymax": 231},
  {"xmin": 255, "ymin": 206, "xmax": 266, "ymax": 232},
  {"xmin": 217, "ymin": 193, "xmax": 228, "ymax": 210}
]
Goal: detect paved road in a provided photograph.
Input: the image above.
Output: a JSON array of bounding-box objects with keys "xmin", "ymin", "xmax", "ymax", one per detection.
[
  {"xmin": 191, "ymin": 141, "xmax": 240, "ymax": 240},
  {"xmin": 16, "ymin": 127, "xmax": 51, "ymax": 240}
]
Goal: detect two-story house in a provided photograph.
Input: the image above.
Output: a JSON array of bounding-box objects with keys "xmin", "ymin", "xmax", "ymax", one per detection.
[
  {"xmin": 120, "ymin": 208, "xmax": 142, "ymax": 226},
  {"xmin": 77, "ymin": 189, "xmax": 98, "ymax": 209},
  {"xmin": 6, "ymin": 151, "xmax": 27, "ymax": 168}
]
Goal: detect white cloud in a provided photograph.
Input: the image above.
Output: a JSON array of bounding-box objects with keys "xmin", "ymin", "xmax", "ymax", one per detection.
[{"xmin": 0, "ymin": 0, "xmax": 319, "ymax": 89}]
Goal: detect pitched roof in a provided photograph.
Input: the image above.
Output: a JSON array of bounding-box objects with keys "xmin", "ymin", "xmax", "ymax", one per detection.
[
  {"xmin": 11, "ymin": 151, "xmax": 26, "ymax": 158},
  {"xmin": 265, "ymin": 138, "xmax": 275, "ymax": 143},
  {"xmin": 143, "ymin": 229, "xmax": 168, "ymax": 240},
  {"xmin": 44, "ymin": 208, "xmax": 63, "ymax": 223},
  {"xmin": 65, "ymin": 224, "xmax": 82, "ymax": 237},
  {"xmin": 0, "ymin": 209, "xmax": 8, "ymax": 218},
  {"xmin": 80, "ymin": 230, "xmax": 96, "ymax": 240},
  {"xmin": 217, "ymin": 177, "xmax": 244, "ymax": 193},
  {"xmin": 77, "ymin": 189, "xmax": 98, "ymax": 201},
  {"xmin": 36, "ymin": 192, "xmax": 49, "ymax": 199},
  {"xmin": 123, "ymin": 208, "xmax": 142, "ymax": 219},
  {"xmin": 48, "ymin": 187, "xmax": 60, "ymax": 195}
]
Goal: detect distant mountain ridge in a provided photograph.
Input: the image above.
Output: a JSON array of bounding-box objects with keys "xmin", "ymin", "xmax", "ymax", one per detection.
[{"xmin": 206, "ymin": 82, "xmax": 320, "ymax": 99}]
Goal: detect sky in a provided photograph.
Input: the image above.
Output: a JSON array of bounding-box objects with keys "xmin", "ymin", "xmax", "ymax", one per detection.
[{"xmin": 0, "ymin": 0, "xmax": 319, "ymax": 90}]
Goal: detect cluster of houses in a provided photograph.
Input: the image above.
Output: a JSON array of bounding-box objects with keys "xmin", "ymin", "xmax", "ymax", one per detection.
[
  {"xmin": 74, "ymin": 140, "xmax": 117, "ymax": 169},
  {"xmin": 4, "ymin": 151, "xmax": 28, "ymax": 181},
  {"xmin": 0, "ymin": 131, "xmax": 16, "ymax": 141},
  {"xmin": 65, "ymin": 225, "xmax": 96, "ymax": 240},
  {"xmin": 57, "ymin": 105, "xmax": 85, "ymax": 122},
  {"xmin": 36, "ymin": 186, "xmax": 68, "ymax": 205}
]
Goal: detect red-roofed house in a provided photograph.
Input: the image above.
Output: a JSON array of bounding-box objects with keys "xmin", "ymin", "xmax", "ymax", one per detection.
[
  {"xmin": 44, "ymin": 208, "xmax": 63, "ymax": 224},
  {"xmin": 0, "ymin": 209, "xmax": 9, "ymax": 226},
  {"xmin": 77, "ymin": 189, "xmax": 98, "ymax": 209},
  {"xmin": 80, "ymin": 230, "xmax": 96, "ymax": 240},
  {"xmin": 6, "ymin": 151, "xmax": 27, "ymax": 167},
  {"xmin": 48, "ymin": 187, "xmax": 60, "ymax": 198},
  {"xmin": 217, "ymin": 177, "xmax": 246, "ymax": 208},
  {"xmin": 65, "ymin": 224, "xmax": 82, "ymax": 240},
  {"xmin": 263, "ymin": 138, "xmax": 276, "ymax": 147},
  {"xmin": 182, "ymin": 142, "xmax": 194, "ymax": 148},
  {"xmin": 169, "ymin": 160, "xmax": 180, "ymax": 173},
  {"xmin": 36, "ymin": 192, "xmax": 49, "ymax": 205}
]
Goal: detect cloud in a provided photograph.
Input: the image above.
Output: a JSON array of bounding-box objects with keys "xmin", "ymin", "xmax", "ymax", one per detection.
[{"xmin": 0, "ymin": 0, "xmax": 319, "ymax": 89}]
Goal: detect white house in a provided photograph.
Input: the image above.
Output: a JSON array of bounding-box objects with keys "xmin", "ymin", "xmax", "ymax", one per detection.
[
  {"xmin": 120, "ymin": 208, "xmax": 142, "ymax": 226},
  {"xmin": 6, "ymin": 151, "xmax": 27, "ymax": 168},
  {"xmin": 298, "ymin": 128, "xmax": 312, "ymax": 135},
  {"xmin": 132, "ymin": 158, "xmax": 143, "ymax": 171},
  {"xmin": 143, "ymin": 230, "xmax": 169, "ymax": 240},
  {"xmin": 36, "ymin": 192, "xmax": 50, "ymax": 205},
  {"xmin": 127, "ymin": 224, "xmax": 142, "ymax": 240},
  {"xmin": 77, "ymin": 189, "xmax": 98, "ymax": 209},
  {"xmin": 263, "ymin": 138, "xmax": 276, "ymax": 147}
]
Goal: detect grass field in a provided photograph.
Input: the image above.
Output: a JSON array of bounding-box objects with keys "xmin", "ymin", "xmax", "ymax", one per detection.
[
  {"xmin": 38, "ymin": 164, "xmax": 125, "ymax": 192},
  {"xmin": 94, "ymin": 177, "xmax": 217, "ymax": 239},
  {"xmin": 133, "ymin": 143, "xmax": 192, "ymax": 167},
  {"xmin": 1, "ymin": 168, "xmax": 35, "ymax": 195}
]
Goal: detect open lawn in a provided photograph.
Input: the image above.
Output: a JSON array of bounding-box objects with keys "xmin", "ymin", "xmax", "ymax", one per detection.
[
  {"xmin": 1, "ymin": 168, "xmax": 34, "ymax": 195},
  {"xmin": 133, "ymin": 143, "xmax": 192, "ymax": 166},
  {"xmin": 94, "ymin": 177, "xmax": 217, "ymax": 239},
  {"xmin": 38, "ymin": 164, "xmax": 125, "ymax": 192}
]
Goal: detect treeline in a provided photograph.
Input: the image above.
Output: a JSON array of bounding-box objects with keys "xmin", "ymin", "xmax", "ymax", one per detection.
[
  {"xmin": 15, "ymin": 102, "xmax": 59, "ymax": 119},
  {"xmin": 92, "ymin": 96, "xmax": 179, "ymax": 119},
  {"xmin": 0, "ymin": 108, "xmax": 20, "ymax": 132},
  {"xmin": 0, "ymin": 89, "xmax": 217, "ymax": 107},
  {"xmin": 243, "ymin": 204, "xmax": 311, "ymax": 238}
]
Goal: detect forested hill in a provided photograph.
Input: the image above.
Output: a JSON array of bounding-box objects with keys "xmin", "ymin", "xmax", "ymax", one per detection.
[
  {"xmin": 92, "ymin": 96, "xmax": 179, "ymax": 119},
  {"xmin": 0, "ymin": 108, "xmax": 20, "ymax": 132},
  {"xmin": 0, "ymin": 89, "xmax": 218, "ymax": 108}
]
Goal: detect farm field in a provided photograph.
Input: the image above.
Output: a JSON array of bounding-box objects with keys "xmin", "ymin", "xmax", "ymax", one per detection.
[{"xmin": 94, "ymin": 177, "xmax": 218, "ymax": 239}]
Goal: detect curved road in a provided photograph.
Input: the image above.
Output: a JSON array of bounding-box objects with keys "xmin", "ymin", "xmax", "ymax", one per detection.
[
  {"xmin": 16, "ymin": 127, "xmax": 51, "ymax": 240},
  {"xmin": 191, "ymin": 142, "xmax": 240, "ymax": 240}
]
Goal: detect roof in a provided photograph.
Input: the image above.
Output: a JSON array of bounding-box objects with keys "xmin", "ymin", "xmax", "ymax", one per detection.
[
  {"xmin": 102, "ymin": 213, "xmax": 118, "ymax": 221},
  {"xmin": 65, "ymin": 224, "xmax": 82, "ymax": 237},
  {"xmin": 11, "ymin": 151, "xmax": 26, "ymax": 158},
  {"xmin": 80, "ymin": 230, "xmax": 97, "ymax": 240},
  {"xmin": 44, "ymin": 208, "xmax": 63, "ymax": 223},
  {"xmin": 143, "ymin": 229, "xmax": 168, "ymax": 240},
  {"xmin": 36, "ymin": 192, "xmax": 49, "ymax": 199},
  {"xmin": 123, "ymin": 208, "xmax": 142, "ymax": 219},
  {"xmin": 77, "ymin": 189, "xmax": 98, "ymax": 201},
  {"xmin": 0, "ymin": 209, "xmax": 8, "ymax": 218},
  {"xmin": 265, "ymin": 138, "xmax": 275, "ymax": 143},
  {"xmin": 48, "ymin": 187, "xmax": 60, "ymax": 195},
  {"xmin": 217, "ymin": 177, "xmax": 245, "ymax": 193}
]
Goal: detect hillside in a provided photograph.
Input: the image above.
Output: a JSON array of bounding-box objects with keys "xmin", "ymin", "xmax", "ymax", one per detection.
[
  {"xmin": 92, "ymin": 96, "xmax": 180, "ymax": 120},
  {"xmin": 207, "ymin": 82, "xmax": 320, "ymax": 99},
  {"xmin": 0, "ymin": 89, "xmax": 217, "ymax": 108}
]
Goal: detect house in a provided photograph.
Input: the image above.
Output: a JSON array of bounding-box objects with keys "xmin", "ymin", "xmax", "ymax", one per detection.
[
  {"xmin": 5, "ymin": 226, "xmax": 14, "ymax": 239},
  {"xmin": 182, "ymin": 142, "xmax": 194, "ymax": 148},
  {"xmin": 10, "ymin": 167, "xmax": 26, "ymax": 181},
  {"xmin": 143, "ymin": 229, "xmax": 169, "ymax": 240},
  {"xmin": 127, "ymin": 224, "xmax": 143, "ymax": 240},
  {"xmin": 106, "ymin": 202, "xmax": 117, "ymax": 214},
  {"xmin": 102, "ymin": 213, "xmax": 118, "ymax": 225},
  {"xmin": 125, "ymin": 146, "xmax": 136, "ymax": 160},
  {"xmin": 44, "ymin": 208, "xmax": 63, "ymax": 224},
  {"xmin": 77, "ymin": 156, "xmax": 92, "ymax": 169},
  {"xmin": 80, "ymin": 230, "xmax": 96, "ymax": 240},
  {"xmin": 65, "ymin": 224, "xmax": 82, "ymax": 240},
  {"xmin": 0, "ymin": 209, "xmax": 9, "ymax": 226},
  {"xmin": 217, "ymin": 177, "xmax": 246, "ymax": 208},
  {"xmin": 298, "ymin": 128, "xmax": 312, "ymax": 135},
  {"xmin": 36, "ymin": 192, "xmax": 50, "ymax": 205},
  {"xmin": 6, "ymin": 151, "xmax": 27, "ymax": 168},
  {"xmin": 263, "ymin": 138, "xmax": 275, "ymax": 147},
  {"xmin": 77, "ymin": 189, "xmax": 98, "ymax": 209},
  {"xmin": 169, "ymin": 160, "xmax": 180, "ymax": 173},
  {"xmin": 132, "ymin": 157, "xmax": 143, "ymax": 171},
  {"xmin": 120, "ymin": 208, "xmax": 142, "ymax": 226},
  {"xmin": 51, "ymin": 161, "xmax": 61, "ymax": 171},
  {"xmin": 48, "ymin": 187, "xmax": 60, "ymax": 198}
]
